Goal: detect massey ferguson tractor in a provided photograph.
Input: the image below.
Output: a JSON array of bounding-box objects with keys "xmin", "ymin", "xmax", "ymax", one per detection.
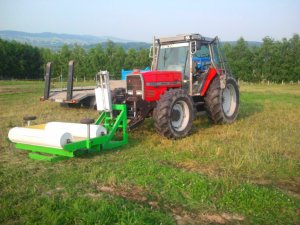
[{"xmin": 121, "ymin": 33, "xmax": 239, "ymax": 139}]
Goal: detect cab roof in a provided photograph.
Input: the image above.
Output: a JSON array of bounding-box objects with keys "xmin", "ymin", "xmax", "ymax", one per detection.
[{"xmin": 156, "ymin": 33, "xmax": 214, "ymax": 44}]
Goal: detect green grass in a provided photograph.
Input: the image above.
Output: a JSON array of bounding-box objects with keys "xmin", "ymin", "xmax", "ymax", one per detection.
[{"xmin": 0, "ymin": 81, "xmax": 299, "ymax": 224}]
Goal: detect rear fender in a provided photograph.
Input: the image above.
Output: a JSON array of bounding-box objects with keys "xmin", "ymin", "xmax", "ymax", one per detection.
[{"xmin": 200, "ymin": 68, "xmax": 217, "ymax": 96}]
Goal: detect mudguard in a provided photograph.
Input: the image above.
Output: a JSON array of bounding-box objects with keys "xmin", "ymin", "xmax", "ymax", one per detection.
[{"xmin": 200, "ymin": 68, "xmax": 217, "ymax": 96}]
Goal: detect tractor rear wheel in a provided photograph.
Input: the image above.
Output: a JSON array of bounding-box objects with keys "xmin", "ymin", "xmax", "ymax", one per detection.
[
  {"xmin": 204, "ymin": 77, "xmax": 239, "ymax": 123},
  {"xmin": 153, "ymin": 89, "xmax": 194, "ymax": 139}
]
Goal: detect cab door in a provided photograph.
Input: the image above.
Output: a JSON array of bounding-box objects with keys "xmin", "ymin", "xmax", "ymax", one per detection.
[{"xmin": 191, "ymin": 43, "xmax": 212, "ymax": 95}]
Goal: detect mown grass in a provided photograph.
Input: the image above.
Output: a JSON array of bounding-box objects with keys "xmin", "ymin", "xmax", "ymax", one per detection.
[{"xmin": 0, "ymin": 81, "xmax": 299, "ymax": 224}]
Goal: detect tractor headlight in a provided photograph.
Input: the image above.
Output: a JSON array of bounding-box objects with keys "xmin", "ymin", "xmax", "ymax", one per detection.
[
  {"xmin": 127, "ymin": 90, "xmax": 133, "ymax": 95},
  {"xmin": 136, "ymin": 90, "xmax": 143, "ymax": 95}
]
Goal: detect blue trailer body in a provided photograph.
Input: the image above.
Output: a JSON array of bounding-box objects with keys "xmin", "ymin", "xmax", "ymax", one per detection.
[{"xmin": 121, "ymin": 67, "xmax": 150, "ymax": 80}]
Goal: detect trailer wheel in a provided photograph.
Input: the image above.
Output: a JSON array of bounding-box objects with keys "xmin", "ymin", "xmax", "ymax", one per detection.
[
  {"xmin": 153, "ymin": 89, "xmax": 194, "ymax": 139},
  {"xmin": 82, "ymin": 96, "xmax": 96, "ymax": 109},
  {"xmin": 204, "ymin": 77, "xmax": 239, "ymax": 123}
]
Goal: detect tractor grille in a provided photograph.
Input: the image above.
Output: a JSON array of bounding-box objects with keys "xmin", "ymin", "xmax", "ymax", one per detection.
[{"xmin": 126, "ymin": 75, "xmax": 143, "ymax": 98}]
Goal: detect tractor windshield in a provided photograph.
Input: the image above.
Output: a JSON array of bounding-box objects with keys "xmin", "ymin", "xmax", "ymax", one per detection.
[{"xmin": 157, "ymin": 43, "xmax": 190, "ymax": 79}]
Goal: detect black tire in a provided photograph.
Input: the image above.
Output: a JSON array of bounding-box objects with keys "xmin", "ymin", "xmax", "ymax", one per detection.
[
  {"xmin": 66, "ymin": 103, "xmax": 81, "ymax": 108},
  {"xmin": 204, "ymin": 77, "xmax": 239, "ymax": 124},
  {"xmin": 153, "ymin": 89, "xmax": 194, "ymax": 139},
  {"xmin": 82, "ymin": 96, "xmax": 96, "ymax": 109}
]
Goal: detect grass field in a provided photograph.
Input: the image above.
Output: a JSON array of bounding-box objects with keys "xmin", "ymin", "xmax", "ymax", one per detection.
[{"xmin": 0, "ymin": 81, "xmax": 299, "ymax": 224}]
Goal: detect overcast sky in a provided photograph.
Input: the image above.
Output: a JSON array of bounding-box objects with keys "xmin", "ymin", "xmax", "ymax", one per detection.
[{"xmin": 0, "ymin": 0, "xmax": 299, "ymax": 42}]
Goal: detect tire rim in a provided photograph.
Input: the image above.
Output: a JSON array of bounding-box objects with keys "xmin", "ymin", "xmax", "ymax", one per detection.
[
  {"xmin": 222, "ymin": 83, "xmax": 237, "ymax": 117},
  {"xmin": 171, "ymin": 100, "xmax": 190, "ymax": 131}
]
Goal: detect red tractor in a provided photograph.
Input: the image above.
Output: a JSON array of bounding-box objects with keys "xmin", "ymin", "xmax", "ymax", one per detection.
[{"xmin": 116, "ymin": 34, "xmax": 239, "ymax": 139}]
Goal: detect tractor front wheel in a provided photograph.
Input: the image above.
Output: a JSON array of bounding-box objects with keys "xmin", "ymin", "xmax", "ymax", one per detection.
[
  {"xmin": 153, "ymin": 89, "xmax": 194, "ymax": 139},
  {"xmin": 204, "ymin": 77, "xmax": 239, "ymax": 123}
]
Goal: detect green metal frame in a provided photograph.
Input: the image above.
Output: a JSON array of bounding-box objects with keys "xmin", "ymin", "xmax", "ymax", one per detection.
[{"xmin": 14, "ymin": 104, "xmax": 128, "ymax": 162}]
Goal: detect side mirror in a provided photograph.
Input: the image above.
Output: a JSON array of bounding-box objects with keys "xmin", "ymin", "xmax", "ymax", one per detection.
[
  {"xmin": 149, "ymin": 46, "xmax": 153, "ymax": 58},
  {"xmin": 190, "ymin": 41, "xmax": 197, "ymax": 54}
]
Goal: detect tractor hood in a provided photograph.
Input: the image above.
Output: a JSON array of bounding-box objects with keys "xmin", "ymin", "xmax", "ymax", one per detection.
[
  {"xmin": 140, "ymin": 70, "xmax": 182, "ymax": 101},
  {"xmin": 141, "ymin": 70, "xmax": 182, "ymax": 87}
]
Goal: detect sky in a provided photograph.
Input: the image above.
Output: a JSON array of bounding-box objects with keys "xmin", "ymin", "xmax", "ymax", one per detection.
[{"xmin": 0, "ymin": 0, "xmax": 299, "ymax": 42}]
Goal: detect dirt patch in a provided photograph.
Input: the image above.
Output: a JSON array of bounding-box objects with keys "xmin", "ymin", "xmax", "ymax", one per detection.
[
  {"xmin": 252, "ymin": 178, "xmax": 300, "ymax": 198},
  {"xmin": 90, "ymin": 183, "xmax": 245, "ymax": 224},
  {"xmin": 171, "ymin": 207, "xmax": 244, "ymax": 225},
  {"xmin": 92, "ymin": 183, "xmax": 161, "ymax": 210},
  {"xmin": 97, "ymin": 185, "xmax": 148, "ymax": 203},
  {"xmin": 276, "ymin": 179, "xmax": 300, "ymax": 197},
  {"xmin": 45, "ymin": 186, "xmax": 65, "ymax": 196},
  {"xmin": 89, "ymin": 183, "xmax": 162, "ymax": 211},
  {"xmin": 85, "ymin": 192, "xmax": 102, "ymax": 200},
  {"xmin": 173, "ymin": 213, "xmax": 195, "ymax": 225},
  {"xmin": 164, "ymin": 160, "xmax": 300, "ymax": 199},
  {"xmin": 0, "ymin": 87, "xmax": 33, "ymax": 94},
  {"xmin": 160, "ymin": 160, "xmax": 220, "ymax": 177}
]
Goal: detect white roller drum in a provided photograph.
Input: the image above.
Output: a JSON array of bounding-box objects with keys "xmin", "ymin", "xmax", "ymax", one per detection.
[
  {"xmin": 8, "ymin": 127, "xmax": 72, "ymax": 149},
  {"xmin": 45, "ymin": 122, "xmax": 107, "ymax": 138}
]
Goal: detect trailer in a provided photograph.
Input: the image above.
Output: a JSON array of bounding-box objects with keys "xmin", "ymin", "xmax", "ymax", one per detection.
[{"xmin": 41, "ymin": 61, "xmax": 125, "ymax": 108}]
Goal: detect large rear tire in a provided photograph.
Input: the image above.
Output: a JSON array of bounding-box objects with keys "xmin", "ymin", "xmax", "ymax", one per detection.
[
  {"xmin": 204, "ymin": 77, "xmax": 239, "ymax": 123},
  {"xmin": 153, "ymin": 89, "xmax": 194, "ymax": 139}
]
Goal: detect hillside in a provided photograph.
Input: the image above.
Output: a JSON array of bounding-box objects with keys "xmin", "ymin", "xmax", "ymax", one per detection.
[
  {"xmin": 0, "ymin": 30, "xmax": 150, "ymax": 50},
  {"xmin": 0, "ymin": 30, "xmax": 261, "ymax": 51}
]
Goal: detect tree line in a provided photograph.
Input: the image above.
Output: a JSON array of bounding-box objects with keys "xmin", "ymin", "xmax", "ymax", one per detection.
[
  {"xmin": 0, "ymin": 39, "xmax": 43, "ymax": 79},
  {"xmin": 0, "ymin": 39, "xmax": 151, "ymax": 80},
  {"xmin": 223, "ymin": 34, "xmax": 300, "ymax": 82},
  {"xmin": 0, "ymin": 34, "xmax": 300, "ymax": 82},
  {"xmin": 40, "ymin": 41, "xmax": 151, "ymax": 80}
]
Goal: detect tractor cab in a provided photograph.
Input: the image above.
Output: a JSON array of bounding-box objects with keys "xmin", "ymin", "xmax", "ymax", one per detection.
[{"xmin": 151, "ymin": 34, "xmax": 230, "ymax": 95}]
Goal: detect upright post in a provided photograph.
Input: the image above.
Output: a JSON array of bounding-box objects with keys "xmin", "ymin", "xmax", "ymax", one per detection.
[
  {"xmin": 44, "ymin": 62, "xmax": 52, "ymax": 100},
  {"xmin": 67, "ymin": 60, "xmax": 75, "ymax": 101},
  {"xmin": 80, "ymin": 118, "xmax": 95, "ymax": 149},
  {"xmin": 23, "ymin": 115, "xmax": 37, "ymax": 127}
]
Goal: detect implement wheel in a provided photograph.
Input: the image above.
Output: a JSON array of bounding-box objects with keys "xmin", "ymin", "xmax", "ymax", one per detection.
[
  {"xmin": 153, "ymin": 89, "xmax": 194, "ymax": 139},
  {"xmin": 204, "ymin": 77, "xmax": 239, "ymax": 123}
]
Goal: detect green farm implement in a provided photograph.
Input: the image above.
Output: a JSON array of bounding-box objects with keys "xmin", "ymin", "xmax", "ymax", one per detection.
[{"xmin": 8, "ymin": 71, "xmax": 128, "ymax": 162}]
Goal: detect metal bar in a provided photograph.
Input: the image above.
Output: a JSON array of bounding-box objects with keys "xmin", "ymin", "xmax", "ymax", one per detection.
[
  {"xmin": 95, "ymin": 111, "xmax": 107, "ymax": 125},
  {"xmin": 104, "ymin": 104, "xmax": 128, "ymax": 146},
  {"xmin": 66, "ymin": 60, "xmax": 75, "ymax": 101},
  {"xmin": 63, "ymin": 135, "xmax": 109, "ymax": 152},
  {"xmin": 44, "ymin": 62, "xmax": 52, "ymax": 100},
  {"xmin": 189, "ymin": 42, "xmax": 194, "ymax": 96}
]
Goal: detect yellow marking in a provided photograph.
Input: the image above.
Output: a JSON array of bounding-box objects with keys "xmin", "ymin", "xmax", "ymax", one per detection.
[{"xmin": 28, "ymin": 124, "xmax": 46, "ymax": 130}]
